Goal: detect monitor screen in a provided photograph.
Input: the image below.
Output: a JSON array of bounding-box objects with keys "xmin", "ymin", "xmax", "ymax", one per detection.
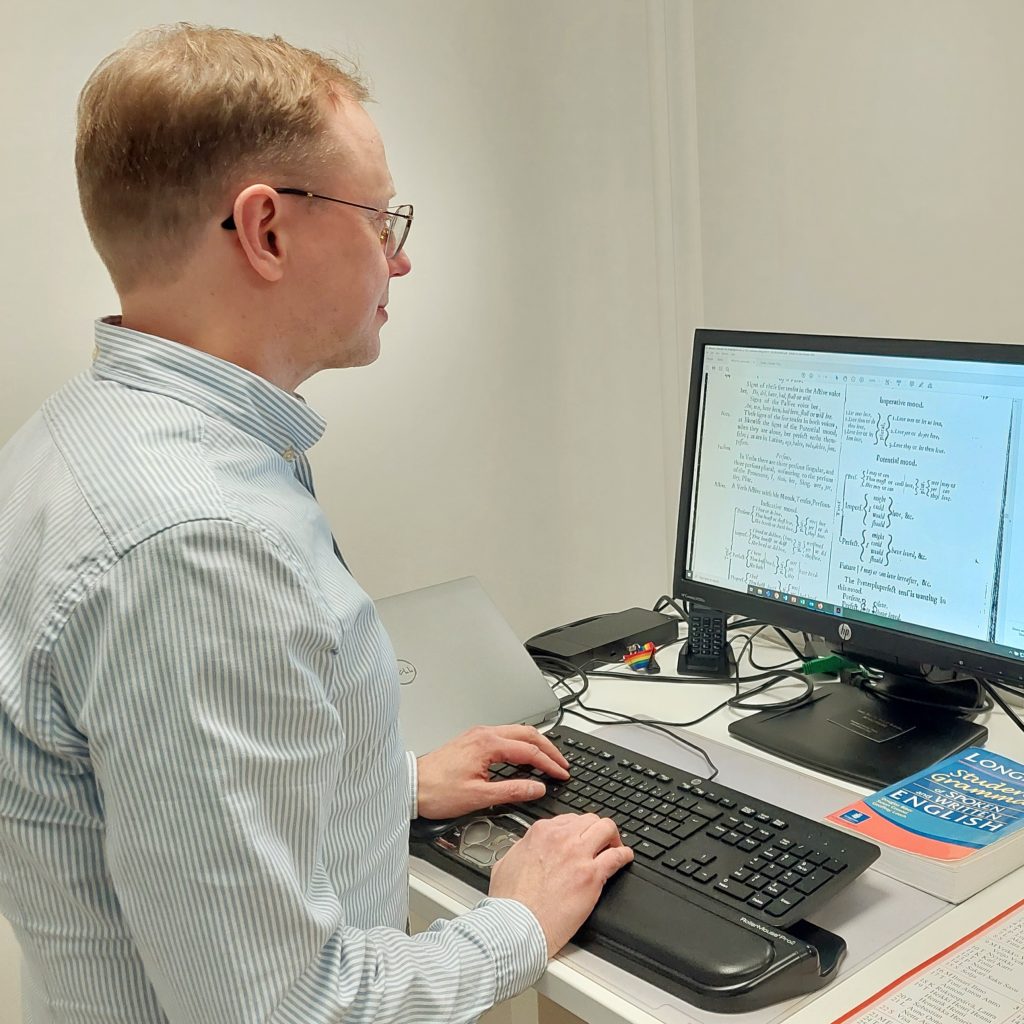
[{"xmin": 674, "ymin": 329, "xmax": 1024, "ymax": 688}]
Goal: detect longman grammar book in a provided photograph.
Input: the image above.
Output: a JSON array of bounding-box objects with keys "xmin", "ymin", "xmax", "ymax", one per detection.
[{"xmin": 826, "ymin": 747, "xmax": 1024, "ymax": 902}]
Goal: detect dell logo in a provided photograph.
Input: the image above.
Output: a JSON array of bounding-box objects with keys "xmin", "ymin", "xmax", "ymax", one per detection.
[
  {"xmin": 397, "ymin": 659, "xmax": 417, "ymax": 686},
  {"xmin": 838, "ymin": 623, "xmax": 853, "ymax": 642}
]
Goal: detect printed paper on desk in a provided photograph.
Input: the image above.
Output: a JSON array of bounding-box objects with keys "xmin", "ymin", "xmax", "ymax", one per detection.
[{"xmin": 831, "ymin": 897, "xmax": 1024, "ymax": 1024}]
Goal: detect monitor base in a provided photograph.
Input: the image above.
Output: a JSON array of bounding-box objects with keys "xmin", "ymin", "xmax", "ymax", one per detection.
[{"xmin": 728, "ymin": 680, "xmax": 988, "ymax": 789}]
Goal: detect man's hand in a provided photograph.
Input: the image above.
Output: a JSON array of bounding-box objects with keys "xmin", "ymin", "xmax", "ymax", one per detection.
[
  {"xmin": 488, "ymin": 813, "xmax": 633, "ymax": 958},
  {"xmin": 416, "ymin": 724, "xmax": 570, "ymax": 819}
]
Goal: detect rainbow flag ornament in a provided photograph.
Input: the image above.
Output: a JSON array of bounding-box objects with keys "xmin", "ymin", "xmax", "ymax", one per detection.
[{"xmin": 623, "ymin": 642, "xmax": 656, "ymax": 671}]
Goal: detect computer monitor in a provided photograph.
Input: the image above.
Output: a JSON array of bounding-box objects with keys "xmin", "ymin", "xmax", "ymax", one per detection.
[{"xmin": 673, "ymin": 328, "xmax": 1021, "ymax": 786}]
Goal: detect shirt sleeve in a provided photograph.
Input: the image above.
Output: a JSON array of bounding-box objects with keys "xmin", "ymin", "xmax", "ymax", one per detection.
[
  {"xmin": 57, "ymin": 519, "xmax": 546, "ymax": 1023},
  {"xmin": 407, "ymin": 750, "xmax": 420, "ymax": 820}
]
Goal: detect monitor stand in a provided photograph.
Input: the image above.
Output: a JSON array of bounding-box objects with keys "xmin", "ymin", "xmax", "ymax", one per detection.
[{"xmin": 728, "ymin": 676, "xmax": 988, "ymax": 789}]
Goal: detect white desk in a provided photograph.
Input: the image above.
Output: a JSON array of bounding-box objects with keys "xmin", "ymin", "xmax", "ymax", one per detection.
[{"xmin": 409, "ymin": 639, "xmax": 1024, "ymax": 1024}]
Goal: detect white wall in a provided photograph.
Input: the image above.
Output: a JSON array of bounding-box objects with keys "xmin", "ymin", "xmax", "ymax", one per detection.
[
  {"xmin": 691, "ymin": 0, "xmax": 1024, "ymax": 345},
  {"xmin": 0, "ymin": 0, "xmax": 679, "ymax": 642}
]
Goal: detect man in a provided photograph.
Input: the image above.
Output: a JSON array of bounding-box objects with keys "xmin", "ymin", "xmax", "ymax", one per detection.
[{"xmin": 0, "ymin": 24, "xmax": 631, "ymax": 1024}]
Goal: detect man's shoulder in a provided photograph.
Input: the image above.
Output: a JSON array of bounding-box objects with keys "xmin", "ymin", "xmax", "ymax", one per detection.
[{"xmin": 41, "ymin": 372, "xmax": 295, "ymax": 554}]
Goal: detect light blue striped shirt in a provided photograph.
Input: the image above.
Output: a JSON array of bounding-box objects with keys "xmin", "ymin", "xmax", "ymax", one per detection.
[{"xmin": 0, "ymin": 319, "xmax": 546, "ymax": 1023}]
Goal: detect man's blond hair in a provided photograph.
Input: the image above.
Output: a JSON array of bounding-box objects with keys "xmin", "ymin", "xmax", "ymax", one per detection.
[{"xmin": 76, "ymin": 24, "xmax": 369, "ymax": 293}]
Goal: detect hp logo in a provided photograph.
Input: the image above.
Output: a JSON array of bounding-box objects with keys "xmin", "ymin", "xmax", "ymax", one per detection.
[
  {"xmin": 397, "ymin": 659, "xmax": 417, "ymax": 686},
  {"xmin": 838, "ymin": 623, "xmax": 853, "ymax": 642}
]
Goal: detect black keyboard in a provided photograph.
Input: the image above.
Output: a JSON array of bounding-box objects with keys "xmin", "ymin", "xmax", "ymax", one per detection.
[{"xmin": 487, "ymin": 726, "xmax": 879, "ymax": 929}]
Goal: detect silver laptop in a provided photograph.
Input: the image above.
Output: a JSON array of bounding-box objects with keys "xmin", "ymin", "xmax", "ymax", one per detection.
[{"xmin": 375, "ymin": 576, "xmax": 560, "ymax": 755}]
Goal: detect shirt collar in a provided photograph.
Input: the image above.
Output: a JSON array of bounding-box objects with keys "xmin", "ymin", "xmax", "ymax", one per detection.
[{"xmin": 92, "ymin": 317, "xmax": 326, "ymax": 458}]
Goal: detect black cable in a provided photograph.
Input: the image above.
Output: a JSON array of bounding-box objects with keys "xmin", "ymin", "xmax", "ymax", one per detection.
[
  {"xmin": 746, "ymin": 644, "xmax": 802, "ymax": 673},
  {"xmin": 980, "ymin": 679, "xmax": 1024, "ymax": 736},
  {"xmin": 653, "ymin": 595, "xmax": 687, "ymax": 618},
  {"xmin": 726, "ymin": 617, "xmax": 760, "ymax": 631},
  {"xmin": 726, "ymin": 672, "xmax": 815, "ymax": 711},
  {"xmin": 585, "ymin": 670, "xmax": 727, "ymax": 684},
  {"xmin": 849, "ymin": 671, "xmax": 995, "ymax": 716},
  {"xmin": 532, "ymin": 655, "xmax": 589, "ymax": 711},
  {"xmin": 533, "ymin": 652, "xmax": 722, "ymax": 778},
  {"xmin": 772, "ymin": 627, "xmax": 805, "ymax": 660},
  {"xmin": 561, "ymin": 700, "xmax": 720, "ymax": 780}
]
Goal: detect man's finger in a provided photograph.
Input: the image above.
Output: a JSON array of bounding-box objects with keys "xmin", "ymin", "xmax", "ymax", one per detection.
[
  {"xmin": 577, "ymin": 814, "xmax": 622, "ymax": 851},
  {"xmin": 486, "ymin": 778, "xmax": 548, "ymax": 804},
  {"xmin": 594, "ymin": 844, "xmax": 635, "ymax": 881},
  {"xmin": 491, "ymin": 738, "xmax": 569, "ymax": 779},
  {"xmin": 488, "ymin": 725, "xmax": 569, "ymax": 770}
]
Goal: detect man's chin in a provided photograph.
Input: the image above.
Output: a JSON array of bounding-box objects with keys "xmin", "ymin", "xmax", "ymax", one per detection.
[{"xmin": 334, "ymin": 336, "xmax": 382, "ymax": 370}]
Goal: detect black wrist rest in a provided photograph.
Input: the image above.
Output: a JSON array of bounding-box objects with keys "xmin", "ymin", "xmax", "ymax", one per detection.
[
  {"xmin": 411, "ymin": 823, "xmax": 846, "ymax": 1013},
  {"xmin": 575, "ymin": 868, "xmax": 844, "ymax": 1012}
]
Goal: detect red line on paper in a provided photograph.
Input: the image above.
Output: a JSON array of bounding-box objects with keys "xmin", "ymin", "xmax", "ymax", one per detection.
[{"xmin": 829, "ymin": 897, "xmax": 1024, "ymax": 1024}]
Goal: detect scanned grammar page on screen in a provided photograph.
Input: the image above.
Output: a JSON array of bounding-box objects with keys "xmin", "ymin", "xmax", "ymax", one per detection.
[{"xmin": 834, "ymin": 899, "xmax": 1024, "ymax": 1024}]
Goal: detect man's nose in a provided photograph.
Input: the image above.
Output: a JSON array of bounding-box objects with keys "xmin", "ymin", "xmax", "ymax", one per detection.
[{"xmin": 389, "ymin": 248, "xmax": 412, "ymax": 278}]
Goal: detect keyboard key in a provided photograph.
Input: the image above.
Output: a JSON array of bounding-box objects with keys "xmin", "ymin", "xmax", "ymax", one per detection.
[
  {"xmin": 634, "ymin": 840, "xmax": 661, "ymax": 859},
  {"xmin": 692, "ymin": 800, "xmax": 723, "ymax": 821},
  {"xmin": 822, "ymin": 858, "xmax": 847, "ymax": 874},
  {"xmin": 765, "ymin": 894, "xmax": 803, "ymax": 918},
  {"xmin": 715, "ymin": 878, "xmax": 754, "ymax": 901},
  {"xmin": 748, "ymin": 892, "xmax": 772, "ymax": 910},
  {"xmin": 637, "ymin": 825, "xmax": 680, "ymax": 850},
  {"xmin": 672, "ymin": 816, "xmax": 708, "ymax": 840},
  {"xmin": 694, "ymin": 868, "xmax": 717, "ymax": 884},
  {"xmin": 796, "ymin": 870, "xmax": 831, "ymax": 895}
]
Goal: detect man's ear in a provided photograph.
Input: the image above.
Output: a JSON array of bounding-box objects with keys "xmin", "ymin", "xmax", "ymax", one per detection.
[{"xmin": 231, "ymin": 185, "xmax": 286, "ymax": 282}]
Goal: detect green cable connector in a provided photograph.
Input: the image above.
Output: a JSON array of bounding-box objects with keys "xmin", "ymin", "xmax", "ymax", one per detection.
[{"xmin": 801, "ymin": 654, "xmax": 862, "ymax": 675}]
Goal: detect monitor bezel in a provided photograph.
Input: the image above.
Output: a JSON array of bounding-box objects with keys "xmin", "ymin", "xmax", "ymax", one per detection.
[{"xmin": 672, "ymin": 327, "xmax": 1024, "ymax": 686}]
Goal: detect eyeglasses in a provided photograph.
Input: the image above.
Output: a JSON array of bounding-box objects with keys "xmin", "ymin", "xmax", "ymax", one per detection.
[{"xmin": 221, "ymin": 187, "xmax": 413, "ymax": 258}]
